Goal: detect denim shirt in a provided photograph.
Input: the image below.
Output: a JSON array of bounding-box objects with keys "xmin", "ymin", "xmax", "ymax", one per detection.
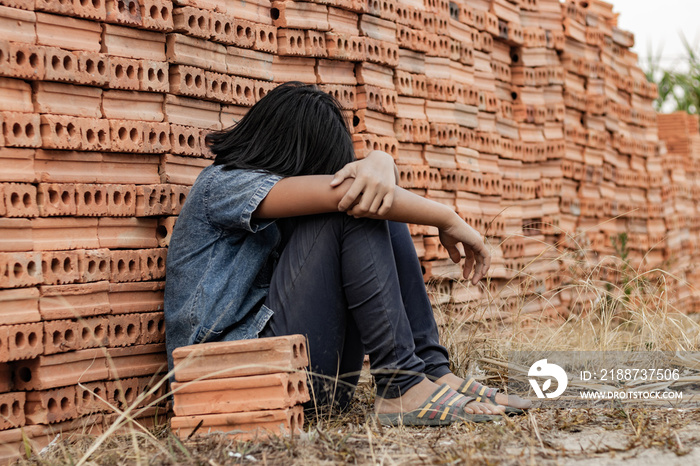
[{"xmin": 164, "ymin": 164, "xmax": 282, "ymax": 370}]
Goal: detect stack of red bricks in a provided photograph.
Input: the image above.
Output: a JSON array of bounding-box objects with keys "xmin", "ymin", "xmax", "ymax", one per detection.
[
  {"xmin": 170, "ymin": 335, "xmax": 309, "ymax": 440},
  {"xmin": 549, "ymin": 0, "xmax": 663, "ymax": 313},
  {"xmin": 657, "ymin": 113, "xmax": 700, "ymax": 314},
  {"xmin": 0, "ymin": 0, "xmax": 681, "ymax": 459}
]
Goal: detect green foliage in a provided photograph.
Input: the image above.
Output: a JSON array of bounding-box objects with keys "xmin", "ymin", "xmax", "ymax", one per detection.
[{"xmin": 645, "ymin": 34, "xmax": 700, "ymax": 114}]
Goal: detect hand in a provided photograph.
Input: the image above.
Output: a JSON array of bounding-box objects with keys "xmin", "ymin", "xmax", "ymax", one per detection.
[
  {"xmin": 330, "ymin": 150, "xmax": 398, "ymax": 216},
  {"xmin": 438, "ymin": 215, "xmax": 491, "ymax": 285}
]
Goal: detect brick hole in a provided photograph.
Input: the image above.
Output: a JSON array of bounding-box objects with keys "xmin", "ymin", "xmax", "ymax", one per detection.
[
  {"xmin": 51, "ymin": 55, "xmax": 61, "ymax": 70},
  {"xmin": 214, "ymin": 20, "xmax": 222, "ymax": 34},
  {"xmin": 52, "ymin": 330, "xmax": 61, "ymax": 345},
  {"xmin": 126, "ymin": 65, "xmax": 135, "ymax": 79},
  {"xmin": 87, "ymin": 259, "xmax": 97, "ymax": 274},
  {"xmin": 221, "ymin": 81, "xmax": 228, "ymax": 93},
  {"xmin": 211, "ymin": 80, "xmax": 219, "ymax": 92},
  {"xmin": 63, "ymin": 256, "xmax": 73, "ymax": 272},
  {"xmin": 83, "ymin": 191, "xmax": 93, "ymax": 205},
  {"xmin": 117, "ymin": 0, "xmax": 125, "ymax": 12},
  {"xmin": 128, "ymin": 0, "xmax": 137, "ymax": 15},
  {"xmin": 158, "ymin": 131, "xmax": 167, "ymax": 145},
  {"xmin": 292, "ymin": 343, "xmax": 298, "ymax": 358},
  {"xmin": 12, "ymin": 400, "xmax": 20, "ymax": 417},
  {"xmin": 47, "ymin": 397, "xmax": 60, "ymax": 413},
  {"xmin": 259, "ymin": 30, "xmax": 266, "ymax": 42},
  {"xmin": 156, "ymin": 69, "xmax": 165, "ymax": 83},
  {"xmin": 129, "ymin": 127, "xmax": 139, "ymax": 142},
  {"xmin": 94, "ymin": 324, "xmax": 105, "ymax": 338},
  {"xmin": 147, "ymin": 318, "xmax": 156, "ymax": 333},
  {"xmin": 126, "ymin": 323, "xmax": 136, "ymax": 337},
  {"xmin": 161, "ymin": 6, "xmax": 169, "ymax": 20},
  {"xmin": 17, "ymin": 366, "xmax": 32, "ymax": 383},
  {"xmin": 287, "ymin": 380, "xmax": 294, "ymax": 395}
]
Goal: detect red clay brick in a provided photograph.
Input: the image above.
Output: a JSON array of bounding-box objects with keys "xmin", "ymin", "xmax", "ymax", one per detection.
[
  {"xmin": 104, "ymin": 0, "xmax": 142, "ymax": 26},
  {"xmin": 97, "ymin": 217, "xmax": 158, "ymax": 249},
  {"xmin": 172, "ymin": 372, "xmax": 309, "ymax": 416},
  {"xmin": 25, "ymin": 386, "xmax": 78, "ymax": 424},
  {"xmin": 138, "ymin": 312, "xmax": 165, "ymax": 344},
  {"xmin": 78, "ymin": 315, "xmax": 109, "ymax": 348},
  {"xmin": 41, "ymin": 250, "xmax": 80, "ymax": 285},
  {"xmin": 2, "ymin": 182, "xmax": 39, "ymax": 217},
  {"xmin": 77, "ymin": 249, "xmax": 111, "ymax": 283},
  {"xmin": 6, "ymin": 43, "xmax": 45, "ymax": 80},
  {"xmin": 2, "ymin": 322, "xmax": 43, "ymax": 362},
  {"xmin": 108, "ymin": 313, "xmax": 141, "ymax": 347},
  {"xmin": 171, "ymin": 406, "xmax": 303, "ymax": 440},
  {"xmin": 108, "ymin": 281, "xmax": 164, "ymax": 314},
  {"xmin": 173, "ymin": 335, "xmax": 308, "ymax": 382},
  {"xmin": 169, "ymin": 124, "xmax": 201, "ymax": 156},
  {"xmin": 106, "ymin": 343, "xmax": 167, "ymax": 380},
  {"xmin": 37, "ymin": 183, "xmax": 76, "ymax": 217},
  {"xmin": 142, "ymin": 121, "xmax": 171, "ymax": 153},
  {"xmin": 169, "ymin": 64, "xmax": 206, "ymax": 98},
  {"xmin": 31, "ymin": 217, "xmax": 99, "ymax": 251},
  {"xmin": 76, "ymin": 51, "xmax": 110, "ymax": 86},
  {"xmin": 141, "ymin": 0, "xmax": 173, "ymax": 31},
  {"xmin": 109, "ymin": 249, "xmax": 141, "ymax": 282},
  {"xmin": 108, "ymin": 56, "xmax": 140, "ymax": 90},
  {"xmin": 253, "ymin": 22, "xmax": 278, "ymax": 53},
  {"xmin": 78, "ymin": 118, "xmax": 111, "ymax": 151},
  {"xmin": 75, "ymin": 380, "xmax": 107, "ymax": 415},
  {"xmin": 140, "ymin": 59, "xmax": 169, "ymax": 92},
  {"xmin": 2, "ymin": 112, "xmax": 41, "ymax": 147},
  {"xmin": 40, "ymin": 114, "xmax": 82, "ymax": 150},
  {"xmin": 169, "ymin": 184, "xmax": 190, "ymax": 214},
  {"xmin": 156, "ymin": 216, "xmax": 177, "ymax": 247},
  {"xmin": 0, "ymin": 252, "xmax": 42, "ymax": 288},
  {"xmin": 75, "ymin": 183, "xmax": 110, "ymax": 216},
  {"xmin": 135, "ymin": 184, "xmax": 172, "ymax": 216},
  {"xmin": 139, "ymin": 248, "xmax": 166, "ymax": 280},
  {"xmin": 39, "ymin": 281, "xmax": 110, "ymax": 320},
  {"xmin": 0, "ymin": 287, "xmax": 40, "ymax": 325},
  {"xmin": 33, "ymin": 82, "xmax": 102, "ymax": 117},
  {"xmin": 43, "ymin": 319, "xmax": 81, "ymax": 354},
  {"xmin": 0, "ymin": 363, "xmax": 11, "ymax": 393},
  {"xmin": 0, "ymin": 392, "xmax": 25, "ymax": 430},
  {"xmin": 109, "ymin": 119, "xmax": 144, "ymax": 152},
  {"xmin": 11, "ymin": 347, "xmax": 109, "ymax": 390},
  {"xmin": 106, "ymin": 377, "xmax": 140, "ymax": 409}
]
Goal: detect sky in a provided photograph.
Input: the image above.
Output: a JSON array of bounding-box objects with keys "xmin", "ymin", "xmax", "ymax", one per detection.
[{"xmin": 610, "ymin": 0, "xmax": 700, "ymax": 72}]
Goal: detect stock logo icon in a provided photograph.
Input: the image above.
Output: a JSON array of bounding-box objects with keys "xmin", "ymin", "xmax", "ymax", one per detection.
[{"xmin": 528, "ymin": 359, "xmax": 568, "ymax": 399}]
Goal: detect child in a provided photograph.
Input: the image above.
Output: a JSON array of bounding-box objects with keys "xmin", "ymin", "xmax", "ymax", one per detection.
[{"xmin": 164, "ymin": 82, "xmax": 529, "ymax": 426}]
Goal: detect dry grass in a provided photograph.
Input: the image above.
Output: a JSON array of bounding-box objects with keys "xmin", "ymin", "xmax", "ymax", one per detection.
[{"xmin": 12, "ymin": 232, "xmax": 700, "ymax": 465}]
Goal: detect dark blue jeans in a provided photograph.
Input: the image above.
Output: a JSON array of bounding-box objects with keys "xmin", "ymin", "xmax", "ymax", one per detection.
[{"xmin": 262, "ymin": 213, "xmax": 451, "ymax": 408}]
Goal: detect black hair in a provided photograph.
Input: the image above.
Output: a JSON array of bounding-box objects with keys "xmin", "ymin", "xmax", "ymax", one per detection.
[{"xmin": 207, "ymin": 82, "xmax": 356, "ymax": 176}]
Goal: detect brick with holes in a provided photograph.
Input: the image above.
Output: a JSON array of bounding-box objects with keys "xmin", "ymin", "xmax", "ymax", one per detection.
[
  {"xmin": 40, "ymin": 114, "xmax": 82, "ymax": 150},
  {"xmin": 77, "ymin": 249, "xmax": 111, "ymax": 283},
  {"xmin": 108, "ymin": 314, "xmax": 142, "ymax": 347},
  {"xmin": 173, "ymin": 334, "xmax": 308, "ymax": 381},
  {"xmin": 43, "ymin": 319, "xmax": 81, "ymax": 354},
  {"xmin": 25, "ymin": 386, "xmax": 78, "ymax": 424},
  {"xmin": 142, "ymin": 121, "xmax": 171, "ymax": 153},
  {"xmin": 0, "ymin": 252, "xmax": 42, "ymax": 288},
  {"xmin": 75, "ymin": 380, "xmax": 107, "ymax": 414},
  {"xmin": 2, "ymin": 322, "xmax": 43, "ymax": 362},
  {"xmin": 138, "ymin": 312, "xmax": 165, "ymax": 344},
  {"xmin": 0, "ymin": 392, "xmax": 25, "ymax": 429},
  {"xmin": 109, "ymin": 249, "xmax": 141, "ymax": 283},
  {"xmin": 173, "ymin": 6, "xmax": 210, "ymax": 39},
  {"xmin": 76, "ymin": 51, "xmax": 110, "ymax": 86},
  {"xmin": 41, "ymin": 250, "xmax": 80, "ymax": 285},
  {"xmin": 105, "ymin": 0, "xmax": 142, "ymax": 26},
  {"xmin": 37, "ymin": 183, "xmax": 76, "ymax": 217},
  {"xmin": 6, "ymin": 43, "xmax": 45, "ymax": 80},
  {"xmin": 205, "ymin": 70, "xmax": 232, "ymax": 103},
  {"xmin": 108, "ymin": 56, "xmax": 140, "ymax": 90},
  {"xmin": 135, "ymin": 184, "xmax": 172, "ymax": 217},
  {"xmin": 141, "ymin": 0, "xmax": 173, "ymax": 32},
  {"xmin": 139, "ymin": 248, "xmax": 166, "ymax": 280},
  {"xmin": 104, "ymin": 184, "xmax": 136, "ymax": 216},
  {"xmin": 109, "ymin": 119, "xmax": 143, "ymax": 152},
  {"xmin": 253, "ymin": 23, "xmax": 278, "ymax": 53},
  {"xmin": 169, "ymin": 184, "xmax": 190, "ymax": 214},
  {"xmin": 105, "ymin": 377, "xmax": 140, "ymax": 409},
  {"xmin": 78, "ymin": 118, "xmax": 111, "ymax": 151},
  {"xmin": 2, "ymin": 182, "xmax": 39, "ymax": 217},
  {"xmin": 75, "ymin": 183, "xmax": 110, "ymax": 216},
  {"xmin": 2, "ymin": 112, "xmax": 41, "ymax": 148},
  {"xmin": 140, "ymin": 59, "xmax": 169, "ymax": 92},
  {"xmin": 169, "ymin": 64, "xmax": 206, "ymax": 98}
]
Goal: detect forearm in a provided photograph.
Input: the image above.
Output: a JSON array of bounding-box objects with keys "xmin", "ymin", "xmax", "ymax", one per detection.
[{"xmin": 363, "ymin": 186, "xmax": 460, "ymax": 230}]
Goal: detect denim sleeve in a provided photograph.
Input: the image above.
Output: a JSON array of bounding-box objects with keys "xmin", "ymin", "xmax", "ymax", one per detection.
[{"xmin": 204, "ymin": 168, "xmax": 282, "ymax": 232}]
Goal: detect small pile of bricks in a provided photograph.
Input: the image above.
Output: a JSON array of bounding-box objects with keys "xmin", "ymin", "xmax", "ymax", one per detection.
[
  {"xmin": 170, "ymin": 335, "xmax": 309, "ymax": 440},
  {"xmin": 657, "ymin": 113, "xmax": 700, "ymax": 314}
]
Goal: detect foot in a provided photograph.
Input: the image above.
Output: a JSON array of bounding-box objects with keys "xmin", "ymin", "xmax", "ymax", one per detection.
[
  {"xmin": 375, "ymin": 378, "xmax": 505, "ymax": 415},
  {"xmin": 436, "ymin": 373, "xmax": 532, "ymax": 411}
]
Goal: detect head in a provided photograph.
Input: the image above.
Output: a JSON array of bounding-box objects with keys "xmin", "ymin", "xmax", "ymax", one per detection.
[{"xmin": 207, "ymin": 82, "xmax": 356, "ymax": 176}]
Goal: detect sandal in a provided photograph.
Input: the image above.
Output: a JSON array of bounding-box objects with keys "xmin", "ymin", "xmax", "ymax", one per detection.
[
  {"xmin": 372, "ymin": 384, "xmax": 502, "ymax": 426},
  {"xmin": 458, "ymin": 377, "xmax": 526, "ymax": 415}
]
